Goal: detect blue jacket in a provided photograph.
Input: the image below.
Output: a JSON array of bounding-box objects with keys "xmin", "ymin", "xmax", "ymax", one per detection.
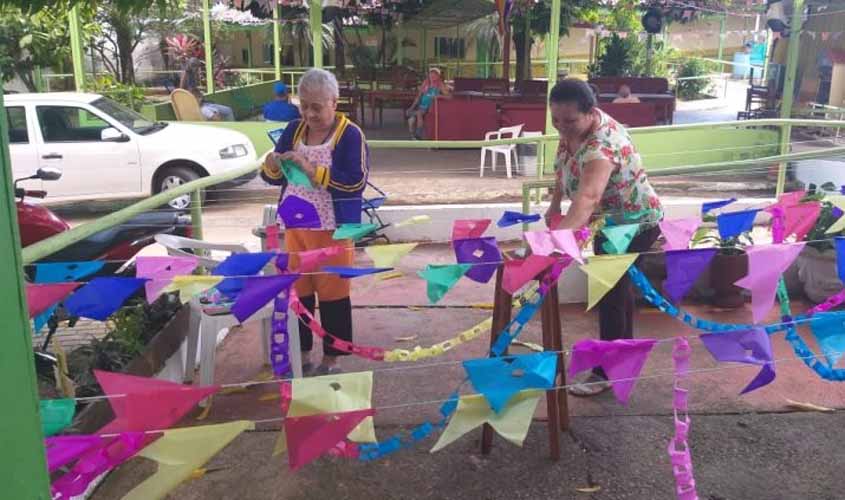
[
  {"xmin": 261, "ymin": 114, "xmax": 369, "ymax": 225},
  {"xmin": 263, "ymin": 100, "xmax": 301, "ymax": 122}
]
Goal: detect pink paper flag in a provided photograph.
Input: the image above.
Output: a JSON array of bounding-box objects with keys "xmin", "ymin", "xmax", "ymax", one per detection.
[
  {"xmin": 266, "ymin": 224, "xmax": 281, "ymax": 251},
  {"xmin": 568, "ymin": 338, "xmax": 658, "ymax": 405},
  {"xmin": 452, "ymin": 219, "xmax": 491, "ymax": 242},
  {"xmin": 502, "ymin": 255, "xmax": 557, "ymax": 295},
  {"xmin": 523, "ymin": 230, "xmax": 556, "ymax": 256},
  {"xmin": 94, "ymin": 370, "xmax": 219, "ymax": 434},
  {"xmin": 284, "ymin": 408, "xmax": 375, "ymax": 470},
  {"xmin": 296, "ymin": 246, "xmax": 344, "ymax": 273},
  {"xmin": 135, "ymin": 256, "xmax": 199, "ymax": 302},
  {"xmin": 734, "ymin": 244, "xmax": 805, "ymax": 323},
  {"xmin": 551, "ymin": 229, "xmax": 584, "ymax": 264},
  {"xmin": 26, "ymin": 283, "xmax": 80, "ymax": 318},
  {"xmin": 784, "ymin": 202, "xmax": 821, "ymax": 242},
  {"xmin": 659, "ymin": 218, "xmax": 702, "ymax": 251},
  {"xmin": 777, "ymin": 190, "xmax": 806, "ymax": 207}
]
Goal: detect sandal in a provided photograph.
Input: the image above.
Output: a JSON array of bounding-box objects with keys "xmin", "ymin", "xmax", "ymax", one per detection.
[{"xmin": 568, "ymin": 373, "xmax": 611, "ymax": 397}]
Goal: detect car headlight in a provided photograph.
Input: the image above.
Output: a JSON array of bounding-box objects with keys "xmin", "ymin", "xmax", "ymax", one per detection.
[{"xmin": 219, "ymin": 144, "xmax": 248, "ymax": 159}]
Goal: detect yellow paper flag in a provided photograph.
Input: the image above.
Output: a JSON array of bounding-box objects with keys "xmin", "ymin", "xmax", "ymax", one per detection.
[
  {"xmin": 288, "ymin": 371, "xmax": 376, "ymax": 443},
  {"xmin": 273, "ymin": 430, "xmax": 287, "ymax": 457},
  {"xmin": 394, "ymin": 215, "xmax": 432, "ymax": 228},
  {"xmin": 161, "ymin": 275, "xmax": 223, "ymax": 304},
  {"xmin": 430, "ymin": 390, "xmax": 541, "ymax": 452},
  {"xmin": 579, "ymin": 254, "xmax": 639, "ymax": 311},
  {"xmin": 364, "ymin": 243, "xmax": 417, "ymax": 268},
  {"xmin": 121, "ymin": 420, "xmax": 253, "ymax": 500}
]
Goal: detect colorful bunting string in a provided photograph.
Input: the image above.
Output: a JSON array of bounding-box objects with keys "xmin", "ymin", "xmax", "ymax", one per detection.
[
  {"xmin": 63, "ymin": 277, "xmax": 146, "ymax": 321},
  {"xmin": 668, "ymin": 337, "xmax": 698, "ymax": 500}
]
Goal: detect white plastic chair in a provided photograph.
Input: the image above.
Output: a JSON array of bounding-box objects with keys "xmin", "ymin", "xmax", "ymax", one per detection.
[
  {"xmin": 480, "ymin": 124, "xmax": 524, "ymax": 179},
  {"xmin": 154, "ymin": 234, "xmax": 302, "ymax": 394}
]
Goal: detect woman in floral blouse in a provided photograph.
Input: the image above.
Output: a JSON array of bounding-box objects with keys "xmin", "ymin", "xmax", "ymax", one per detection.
[{"xmin": 545, "ymin": 79, "xmax": 663, "ymax": 396}]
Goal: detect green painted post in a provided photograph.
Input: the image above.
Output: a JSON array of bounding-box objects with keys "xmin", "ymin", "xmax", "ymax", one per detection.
[
  {"xmin": 543, "ymin": 0, "xmax": 561, "ymax": 176},
  {"xmin": 33, "ymin": 66, "xmax": 45, "ymax": 93},
  {"xmin": 273, "ymin": 3, "xmax": 282, "ymax": 80},
  {"xmin": 68, "ymin": 5, "xmax": 86, "ymax": 92},
  {"xmin": 247, "ymin": 31, "xmax": 254, "ymax": 68},
  {"xmin": 310, "ymin": 0, "xmax": 323, "ymax": 68},
  {"xmin": 202, "ymin": 0, "xmax": 215, "ymax": 93},
  {"xmin": 717, "ymin": 14, "xmax": 726, "ymax": 73},
  {"xmin": 397, "ymin": 21, "xmax": 405, "ymax": 65},
  {"xmin": 422, "ymin": 28, "xmax": 428, "ymax": 71},
  {"xmin": 0, "ymin": 94, "xmax": 52, "ymax": 500},
  {"xmin": 191, "ymin": 189, "xmax": 204, "ymax": 241},
  {"xmin": 776, "ymin": 0, "xmax": 805, "ymax": 196},
  {"xmin": 763, "ymin": 29, "xmax": 772, "ymax": 81}
]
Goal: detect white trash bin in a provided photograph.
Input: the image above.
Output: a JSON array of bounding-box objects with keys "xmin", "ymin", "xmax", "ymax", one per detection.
[{"xmin": 518, "ymin": 131, "xmax": 543, "ymax": 176}]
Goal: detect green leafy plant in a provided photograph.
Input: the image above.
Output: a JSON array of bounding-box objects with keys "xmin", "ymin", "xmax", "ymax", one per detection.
[
  {"xmin": 589, "ymin": 33, "xmax": 640, "ymax": 77},
  {"xmin": 675, "ymin": 57, "xmax": 715, "ymax": 100},
  {"xmin": 691, "ymin": 214, "xmax": 754, "ymax": 256},
  {"xmin": 801, "ymin": 183, "xmax": 845, "ymax": 252},
  {"xmin": 88, "ymin": 74, "xmax": 147, "ymax": 110}
]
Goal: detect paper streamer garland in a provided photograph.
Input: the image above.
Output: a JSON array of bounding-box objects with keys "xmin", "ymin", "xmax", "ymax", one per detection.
[{"xmin": 668, "ymin": 337, "xmax": 698, "ymax": 500}]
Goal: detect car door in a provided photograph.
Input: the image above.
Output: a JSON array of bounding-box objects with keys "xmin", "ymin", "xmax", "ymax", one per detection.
[
  {"xmin": 5, "ymin": 105, "xmax": 42, "ymax": 192},
  {"xmin": 34, "ymin": 104, "xmax": 141, "ymax": 198}
]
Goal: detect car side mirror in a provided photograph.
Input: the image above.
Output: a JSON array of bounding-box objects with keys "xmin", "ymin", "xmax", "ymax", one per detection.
[
  {"xmin": 101, "ymin": 127, "xmax": 129, "ymax": 142},
  {"xmin": 36, "ymin": 167, "xmax": 62, "ymax": 181}
]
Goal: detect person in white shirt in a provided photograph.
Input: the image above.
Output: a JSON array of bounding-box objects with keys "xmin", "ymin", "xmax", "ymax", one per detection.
[{"xmin": 612, "ymin": 84, "xmax": 641, "ymax": 104}]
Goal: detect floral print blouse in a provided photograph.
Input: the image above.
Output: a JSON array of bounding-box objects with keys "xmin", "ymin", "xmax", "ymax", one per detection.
[{"xmin": 554, "ymin": 109, "xmax": 663, "ymax": 226}]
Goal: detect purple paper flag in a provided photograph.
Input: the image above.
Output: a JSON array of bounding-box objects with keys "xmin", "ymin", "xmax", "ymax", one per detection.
[
  {"xmin": 663, "ymin": 249, "xmax": 717, "ymax": 304},
  {"xmin": 135, "ymin": 256, "xmax": 198, "ymax": 302},
  {"xmin": 734, "ymin": 244, "xmax": 805, "ymax": 323},
  {"xmin": 45, "ymin": 435, "xmax": 103, "ymax": 473},
  {"xmin": 453, "ymin": 237, "xmax": 502, "ymax": 283},
  {"xmin": 278, "ymin": 196, "xmax": 321, "ymax": 229},
  {"xmin": 659, "ymin": 217, "xmax": 702, "ymax": 251},
  {"xmin": 699, "ymin": 328, "xmax": 775, "ymax": 394},
  {"xmin": 231, "ymin": 274, "xmax": 300, "ymax": 323},
  {"xmin": 568, "ymin": 338, "xmax": 658, "ymax": 405}
]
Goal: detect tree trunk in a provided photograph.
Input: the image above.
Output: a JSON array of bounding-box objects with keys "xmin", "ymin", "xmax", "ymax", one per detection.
[
  {"xmin": 333, "ymin": 19, "xmax": 346, "ymax": 73},
  {"xmin": 110, "ymin": 9, "xmax": 136, "ymax": 84},
  {"xmin": 513, "ymin": 30, "xmax": 533, "ymax": 83},
  {"xmin": 502, "ymin": 24, "xmax": 511, "ymax": 82}
]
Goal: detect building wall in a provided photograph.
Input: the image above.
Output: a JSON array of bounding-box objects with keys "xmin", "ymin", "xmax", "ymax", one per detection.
[{"xmin": 795, "ymin": 8, "xmax": 845, "ymax": 106}]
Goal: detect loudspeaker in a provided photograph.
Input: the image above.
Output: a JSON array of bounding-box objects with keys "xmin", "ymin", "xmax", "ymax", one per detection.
[{"xmin": 642, "ymin": 8, "xmax": 663, "ymax": 34}]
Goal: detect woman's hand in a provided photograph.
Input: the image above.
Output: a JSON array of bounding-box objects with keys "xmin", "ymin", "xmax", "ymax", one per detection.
[
  {"xmin": 280, "ymin": 151, "xmax": 317, "ymax": 179},
  {"xmin": 544, "ymin": 205, "xmax": 561, "ymax": 229},
  {"xmin": 264, "ymin": 152, "xmax": 283, "ymax": 177}
]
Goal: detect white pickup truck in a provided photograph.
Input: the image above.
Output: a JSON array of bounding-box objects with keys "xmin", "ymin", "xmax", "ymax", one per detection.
[{"xmin": 5, "ymin": 92, "xmax": 258, "ymax": 209}]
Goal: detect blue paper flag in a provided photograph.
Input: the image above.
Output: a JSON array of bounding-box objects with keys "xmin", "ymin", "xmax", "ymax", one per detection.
[
  {"xmin": 321, "ymin": 266, "xmax": 393, "ymax": 278},
  {"xmin": 212, "ymin": 252, "xmax": 275, "ymax": 277},
  {"xmin": 64, "ymin": 277, "xmax": 147, "ymax": 321},
  {"xmin": 497, "ymin": 211, "xmax": 542, "ymax": 228},
  {"xmin": 33, "ymin": 304, "xmax": 57, "ymax": 334},
  {"xmin": 716, "ymin": 209, "xmax": 759, "ymax": 240},
  {"xmin": 34, "ymin": 261, "xmax": 105, "ymax": 283},
  {"xmin": 463, "ymin": 352, "xmax": 557, "ymax": 413},
  {"xmin": 702, "ymin": 198, "xmax": 737, "ymax": 215},
  {"xmin": 836, "ymin": 237, "xmax": 845, "ymax": 283},
  {"xmin": 810, "ymin": 312, "xmax": 845, "ymax": 367}
]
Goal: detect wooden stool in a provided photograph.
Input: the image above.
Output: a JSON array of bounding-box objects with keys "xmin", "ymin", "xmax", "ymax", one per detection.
[{"xmin": 481, "ymin": 265, "xmax": 569, "ymax": 460}]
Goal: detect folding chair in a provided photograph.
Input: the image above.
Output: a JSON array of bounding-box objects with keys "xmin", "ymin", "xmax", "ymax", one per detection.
[{"xmin": 358, "ymin": 181, "xmax": 391, "ymax": 247}]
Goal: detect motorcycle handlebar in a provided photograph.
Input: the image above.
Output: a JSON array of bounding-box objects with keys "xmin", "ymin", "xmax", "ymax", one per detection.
[{"xmin": 24, "ymin": 190, "xmax": 48, "ymax": 199}]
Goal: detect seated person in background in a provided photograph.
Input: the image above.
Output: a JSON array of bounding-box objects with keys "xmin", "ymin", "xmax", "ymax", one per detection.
[
  {"xmin": 263, "ymin": 82, "xmax": 301, "ymax": 122},
  {"xmin": 191, "ymin": 88, "xmax": 235, "ymax": 121},
  {"xmin": 406, "ymin": 67, "xmax": 451, "ymax": 139},
  {"xmin": 612, "ymin": 84, "xmax": 641, "ymax": 104}
]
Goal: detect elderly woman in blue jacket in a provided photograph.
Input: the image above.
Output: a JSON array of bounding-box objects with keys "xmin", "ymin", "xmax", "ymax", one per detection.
[{"xmin": 262, "ymin": 68, "xmax": 368, "ymax": 375}]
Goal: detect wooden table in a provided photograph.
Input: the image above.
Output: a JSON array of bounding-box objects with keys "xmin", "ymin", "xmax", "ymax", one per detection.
[{"xmin": 365, "ymin": 89, "xmax": 418, "ymax": 127}]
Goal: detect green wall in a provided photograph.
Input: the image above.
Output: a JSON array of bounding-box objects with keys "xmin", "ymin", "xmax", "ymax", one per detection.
[{"xmin": 141, "ymin": 80, "xmax": 279, "ymax": 122}]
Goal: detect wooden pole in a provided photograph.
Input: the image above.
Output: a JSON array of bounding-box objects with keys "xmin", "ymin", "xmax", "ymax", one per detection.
[{"xmin": 274, "ymin": 2, "xmax": 282, "ymax": 80}]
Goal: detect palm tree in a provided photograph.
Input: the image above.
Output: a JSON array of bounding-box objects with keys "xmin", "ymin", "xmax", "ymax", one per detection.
[
  {"xmin": 463, "ymin": 13, "xmax": 502, "ymax": 78},
  {"xmin": 278, "ymin": 18, "xmax": 334, "ymax": 66}
]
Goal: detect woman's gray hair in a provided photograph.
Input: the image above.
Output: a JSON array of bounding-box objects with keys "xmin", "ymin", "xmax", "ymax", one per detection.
[{"xmin": 298, "ymin": 68, "xmax": 339, "ymax": 99}]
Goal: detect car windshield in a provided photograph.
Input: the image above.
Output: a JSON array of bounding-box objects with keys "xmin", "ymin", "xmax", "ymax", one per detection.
[{"xmin": 90, "ymin": 97, "xmax": 166, "ymax": 135}]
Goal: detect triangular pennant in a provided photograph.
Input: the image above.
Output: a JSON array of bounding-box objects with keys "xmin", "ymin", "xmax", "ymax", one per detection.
[
  {"xmin": 734, "ymin": 244, "xmax": 804, "ymax": 323},
  {"xmin": 523, "ymin": 230, "xmax": 556, "ymax": 256},
  {"xmin": 321, "ymin": 266, "xmax": 392, "ymax": 278},
  {"xmin": 430, "ymin": 390, "xmax": 542, "ymax": 452},
  {"xmin": 136, "ymin": 256, "xmax": 199, "ymax": 302},
  {"xmin": 601, "ymin": 224, "xmax": 640, "ymax": 254},
  {"xmin": 810, "ymin": 312, "xmax": 845, "ymax": 368},
  {"xmin": 287, "ymin": 371, "xmax": 375, "ymax": 443},
  {"xmin": 33, "ymin": 304, "xmax": 57, "ymax": 334},
  {"xmin": 231, "ymin": 274, "xmax": 299, "ymax": 323},
  {"xmin": 94, "ymin": 370, "xmax": 219, "ymax": 434},
  {"xmin": 699, "ymin": 328, "xmax": 775, "ymax": 394},
  {"xmin": 41, "ymin": 398, "xmax": 75, "ymax": 437},
  {"xmin": 266, "ymin": 224, "xmax": 281, "ymax": 250},
  {"xmin": 716, "ymin": 209, "xmax": 759, "ymax": 240},
  {"xmin": 777, "ymin": 190, "xmax": 806, "ymax": 207},
  {"xmin": 452, "ymin": 219, "xmax": 491, "ymax": 241},
  {"xmin": 568, "ymin": 338, "xmax": 658, "ymax": 405},
  {"xmin": 364, "ymin": 243, "xmax": 417, "ymax": 268},
  {"xmin": 663, "ymin": 249, "xmax": 718, "ymax": 304},
  {"xmin": 659, "ymin": 217, "xmax": 702, "ymax": 251},
  {"xmin": 44, "ymin": 435, "xmax": 103, "ymax": 473},
  {"xmin": 295, "ymin": 246, "xmax": 344, "ymax": 273},
  {"xmin": 453, "ymin": 237, "xmax": 502, "ymax": 284},
  {"xmin": 278, "ymin": 195, "xmax": 321, "ymax": 229},
  {"xmin": 122, "ymin": 421, "xmax": 254, "ymax": 500},
  {"xmin": 34, "ymin": 261, "xmax": 104, "ymax": 283},
  {"xmin": 826, "ymin": 211, "xmax": 845, "ymax": 235},
  {"xmin": 417, "ymin": 264, "xmax": 472, "ymax": 303},
  {"xmin": 280, "ymin": 159, "xmax": 313, "ymax": 188},
  {"xmin": 701, "ymin": 198, "xmax": 737, "ymax": 214},
  {"xmin": 333, "ymin": 223, "xmax": 378, "ymax": 241},
  {"xmin": 63, "ymin": 278, "xmax": 146, "ymax": 321},
  {"xmin": 26, "ymin": 283, "xmax": 79, "ymax": 318},
  {"xmin": 783, "ymin": 202, "xmax": 821, "ymax": 242},
  {"xmin": 394, "ymin": 215, "xmax": 431, "ymax": 228},
  {"xmin": 497, "ymin": 211, "xmax": 541, "ymax": 228},
  {"xmin": 463, "ymin": 352, "xmax": 557, "ymax": 413},
  {"xmin": 837, "ymin": 237, "xmax": 845, "ymax": 283},
  {"xmin": 212, "ymin": 252, "xmax": 275, "ymax": 277},
  {"xmin": 551, "ymin": 229, "xmax": 584, "ymax": 263},
  {"xmin": 161, "ymin": 275, "xmax": 223, "ymax": 304},
  {"xmin": 502, "ymin": 255, "xmax": 557, "ymax": 295},
  {"xmin": 579, "ymin": 254, "xmax": 639, "ymax": 311},
  {"xmin": 285, "ymin": 409, "xmax": 375, "ymax": 470}
]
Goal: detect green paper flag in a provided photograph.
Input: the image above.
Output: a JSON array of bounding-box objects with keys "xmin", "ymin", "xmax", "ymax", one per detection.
[
  {"xmin": 280, "ymin": 159, "xmax": 313, "ymax": 188},
  {"xmin": 41, "ymin": 399, "xmax": 76, "ymax": 437},
  {"xmin": 601, "ymin": 224, "xmax": 640, "ymax": 254},
  {"xmin": 333, "ymin": 223, "xmax": 378, "ymax": 241},
  {"xmin": 418, "ymin": 264, "xmax": 471, "ymax": 304}
]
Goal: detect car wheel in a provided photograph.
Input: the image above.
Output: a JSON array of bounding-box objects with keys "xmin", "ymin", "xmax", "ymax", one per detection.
[{"xmin": 156, "ymin": 166, "xmax": 203, "ymax": 210}]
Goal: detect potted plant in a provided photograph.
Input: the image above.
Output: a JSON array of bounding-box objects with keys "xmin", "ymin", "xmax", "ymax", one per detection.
[
  {"xmin": 795, "ymin": 184, "xmax": 845, "ymax": 303},
  {"xmin": 692, "ymin": 220, "xmax": 753, "ymax": 309}
]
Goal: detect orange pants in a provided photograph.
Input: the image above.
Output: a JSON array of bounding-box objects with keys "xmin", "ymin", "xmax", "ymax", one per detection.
[{"xmin": 285, "ymin": 229, "xmax": 353, "ymax": 301}]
